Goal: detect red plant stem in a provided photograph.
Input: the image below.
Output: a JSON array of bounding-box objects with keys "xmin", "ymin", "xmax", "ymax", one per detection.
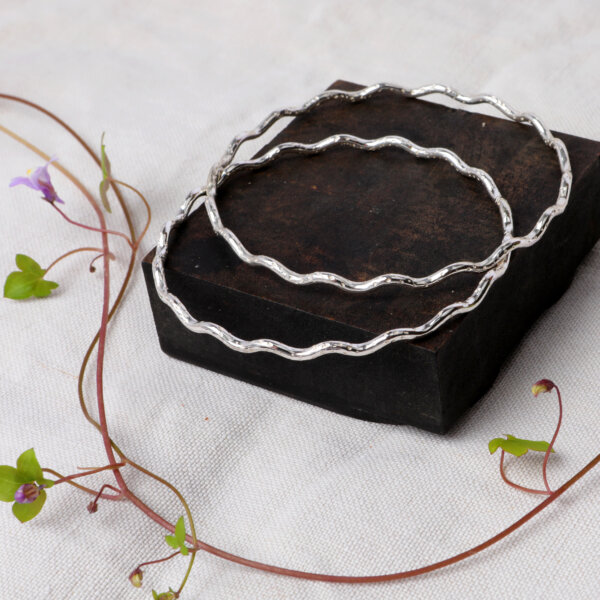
[
  {"xmin": 137, "ymin": 551, "xmax": 182, "ymax": 570},
  {"xmin": 94, "ymin": 202, "xmax": 124, "ymax": 484},
  {"xmin": 42, "ymin": 468, "xmax": 121, "ymax": 500},
  {"xmin": 103, "ymin": 449, "xmax": 600, "ymax": 583},
  {"xmin": 542, "ymin": 385, "xmax": 563, "ymax": 494},
  {"xmin": 499, "ymin": 450, "xmax": 550, "ymax": 496},
  {"xmin": 88, "ymin": 253, "xmax": 106, "ymax": 272},
  {"xmin": 44, "ymin": 246, "xmax": 109, "ymax": 274},
  {"xmin": 191, "ymin": 453, "xmax": 599, "ymax": 581},
  {"xmin": 0, "ymin": 93, "xmax": 146, "ymax": 520},
  {"xmin": 1, "ymin": 102, "xmax": 178, "ymax": 550},
  {"xmin": 88, "ymin": 413, "xmax": 600, "ymax": 583},
  {"xmin": 110, "ymin": 179, "xmax": 152, "ymax": 249},
  {"xmin": 86, "ymin": 160, "xmax": 160, "ymax": 538},
  {"xmin": 53, "ymin": 462, "xmax": 126, "ymax": 485},
  {"xmin": 51, "ymin": 203, "xmax": 134, "ymax": 248},
  {"xmin": 89, "ymin": 484, "xmax": 123, "ymax": 509}
]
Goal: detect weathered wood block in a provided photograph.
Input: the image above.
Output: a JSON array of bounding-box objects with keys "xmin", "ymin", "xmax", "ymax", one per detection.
[{"xmin": 142, "ymin": 81, "xmax": 600, "ymax": 433}]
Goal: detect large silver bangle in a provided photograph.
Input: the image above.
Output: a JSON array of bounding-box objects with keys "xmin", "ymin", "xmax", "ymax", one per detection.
[
  {"xmin": 203, "ymin": 83, "xmax": 571, "ymax": 291},
  {"xmin": 153, "ymin": 190, "xmax": 510, "ymax": 360},
  {"xmin": 152, "ymin": 84, "xmax": 571, "ymax": 360}
]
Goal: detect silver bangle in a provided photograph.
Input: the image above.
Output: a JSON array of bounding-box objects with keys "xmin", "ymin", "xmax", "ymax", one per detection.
[
  {"xmin": 204, "ymin": 133, "xmax": 514, "ymax": 291},
  {"xmin": 152, "ymin": 83, "xmax": 571, "ymax": 360},
  {"xmin": 153, "ymin": 191, "xmax": 510, "ymax": 359},
  {"xmin": 203, "ymin": 83, "xmax": 571, "ymax": 291}
]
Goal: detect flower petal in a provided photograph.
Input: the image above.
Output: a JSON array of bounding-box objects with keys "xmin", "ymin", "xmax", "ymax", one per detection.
[{"xmin": 9, "ymin": 176, "xmax": 37, "ymax": 189}]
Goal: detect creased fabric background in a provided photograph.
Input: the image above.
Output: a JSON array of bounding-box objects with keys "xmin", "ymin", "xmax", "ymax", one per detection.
[{"xmin": 1, "ymin": 1, "xmax": 599, "ymax": 598}]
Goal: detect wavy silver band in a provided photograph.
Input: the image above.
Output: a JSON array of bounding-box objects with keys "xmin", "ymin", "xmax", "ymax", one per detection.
[
  {"xmin": 153, "ymin": 191, "xmax": 510, "ymax": 359},
  {"xmin": 203, "ymin": 83, "xmax": 571, "ymax": 291},
  {"xmin": 205, "ymin": 133, "xmax": 514, "ymax": 291},
  {"xmin": 152, "ymin": 83, "xmax": 571, "ymax": 359}
]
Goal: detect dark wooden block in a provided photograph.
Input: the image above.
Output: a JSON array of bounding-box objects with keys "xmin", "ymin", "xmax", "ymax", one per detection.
[{"xmin": 142, "ymin": 80, "xmax": 600, "ymax": 433}]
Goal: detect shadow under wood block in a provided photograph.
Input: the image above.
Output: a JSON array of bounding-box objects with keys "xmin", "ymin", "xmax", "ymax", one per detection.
[{"xmin": 143, "ymin": 80, "xmax": 600, "ymax": 433}]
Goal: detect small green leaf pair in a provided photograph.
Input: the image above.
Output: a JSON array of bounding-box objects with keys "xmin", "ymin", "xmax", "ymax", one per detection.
[
  {"xmin": 165, "ymin": 516, "xmax": 189, "ymax": 556},
  {"xmin": 152, "ymin": 588, "xmax": 177, "ymax": 600},
  {"xmin": 4, "ymin": 254, "xmax": 58, "ymax": 300},
  {"xmin": 488, "ymin": 434, "xmax": 555, "ymax": 458},
  {"xmin": 0, "ymin": 449, "xmax": 54, "ymax": 522}
]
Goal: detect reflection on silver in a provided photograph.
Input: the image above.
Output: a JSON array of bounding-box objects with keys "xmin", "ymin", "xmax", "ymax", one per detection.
[{"xmin": 153, "ymin": 84, "xmax": 571, "ymax": 359}]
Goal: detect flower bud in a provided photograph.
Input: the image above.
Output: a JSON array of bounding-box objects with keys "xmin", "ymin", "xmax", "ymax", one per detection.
[
  {"xmin": 14, "ymin": 483, "xmax": 41, "ymax": 504},
  {"xmin": 531, "ymin": 379, "xmax": 555, "ymax": 397},
  {"xmin": 129, "ymin": 568, "xmax": 143, "ymax": 588}
]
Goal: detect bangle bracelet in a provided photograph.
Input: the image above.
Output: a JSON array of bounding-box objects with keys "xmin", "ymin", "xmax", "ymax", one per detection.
[
  {"xmin": 203, "ymin": 83, "xmax": 571, "ymax": 291},
  {"xmin": 204, "ymin": 133, "xmax": 514, "ymax": 291},
  {"xmin": 152, "ymin": 84, "xmax": 571, "ymax": 359},
  {"xmin": 152, "ymin": 188, "xmax": 510, "ymax": 360}
]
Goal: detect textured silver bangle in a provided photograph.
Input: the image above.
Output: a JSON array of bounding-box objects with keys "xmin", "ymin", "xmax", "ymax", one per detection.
[
  {"xmin": 204, "ymin": 133, "xmax": 514, "ymax": 291},
  {"xmin": 152, "ymin": 83, "xmax": 571, "ymax": 359},
  {"xmin": 153, "ymin": 190, "xmax": 510, "ymax": 359},
  {"xmin": 202, "ymin": 83, "xmax": 571, "ymax": 291}
]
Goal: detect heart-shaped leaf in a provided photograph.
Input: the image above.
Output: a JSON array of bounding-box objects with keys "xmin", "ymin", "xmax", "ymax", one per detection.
[
  {"xmin": 489, "ymin": 434, "xmax": 555, "ymax": 457},
  {"xmin": 4, "ymin": 254, "xmax": 59, "ymax": 300}
]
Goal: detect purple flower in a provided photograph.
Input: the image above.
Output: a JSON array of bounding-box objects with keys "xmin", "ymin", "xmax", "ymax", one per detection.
[
  {"xmin": 9, "ymin": 158, "xmax": 64, "ymax": 204},
  {"xmin": 14, "ymin": 483, "xmax": 43, "ymax": 504}
]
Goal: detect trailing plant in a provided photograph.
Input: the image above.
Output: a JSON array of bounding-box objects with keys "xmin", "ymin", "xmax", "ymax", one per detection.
[
  {"xmin": 1, "ymin": 95, "xmax": 598, "ymax": 596},
  {"xmin": 489, "ymin": 379, "xmax": 562, "ymax": 496}
]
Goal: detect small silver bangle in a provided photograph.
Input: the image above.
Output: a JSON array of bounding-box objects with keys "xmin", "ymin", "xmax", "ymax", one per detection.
[{"xmin": 204, "ymin": 133, "xmax": 514, "ymax": 292}]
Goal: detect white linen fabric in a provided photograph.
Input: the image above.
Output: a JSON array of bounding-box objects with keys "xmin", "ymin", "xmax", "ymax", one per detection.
[{"xmin": 1, "ymin": 1, "xmax": 599, "ymax": 598}]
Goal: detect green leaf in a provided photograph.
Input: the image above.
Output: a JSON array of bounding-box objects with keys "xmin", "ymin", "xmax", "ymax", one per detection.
[
  {"xmin": 0, "ymin": 466, "xmax": 23, "ymax": 502},
  {"xmin": 33, "ymin": 279, "xmax": 59, "ymax": 298},
  {"xmin": 175, "ymin": 516, "xmax": 186, "ymax": 545},
  {"xmin": 4, "ymin": 254, "xmax": 59, "ymax": 300},
  {"xmin": 154, "ymin": 591, "xmax": 176, "ymax": 600},
  {"xmin": 12, "ymin": 488, "xmax": 46, "ymax": 522},
  {"xmin": 99, "ymin": 179, "xmax": 111, "ymax": 213},
  {"xmin": 16, "ymin": 448, "xmax": 44, "ymax": 483},
  {"xmin": 15, "ymin": 254, "xmax": 44, "ymax": 276},
  {"xmin": 99, "ymin": 132, "xmax": 112, "ymax": 213},
  {"xmin": 4, "ymin": 271, "xmax": 39, "ymax": 299},
  {"xmin": 165, "ymin": 516, "xmax": 188, "ymax": 555},
  {"xmin": 489, "ymin": 434, "xmax": 555, "ymax": 457}
]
